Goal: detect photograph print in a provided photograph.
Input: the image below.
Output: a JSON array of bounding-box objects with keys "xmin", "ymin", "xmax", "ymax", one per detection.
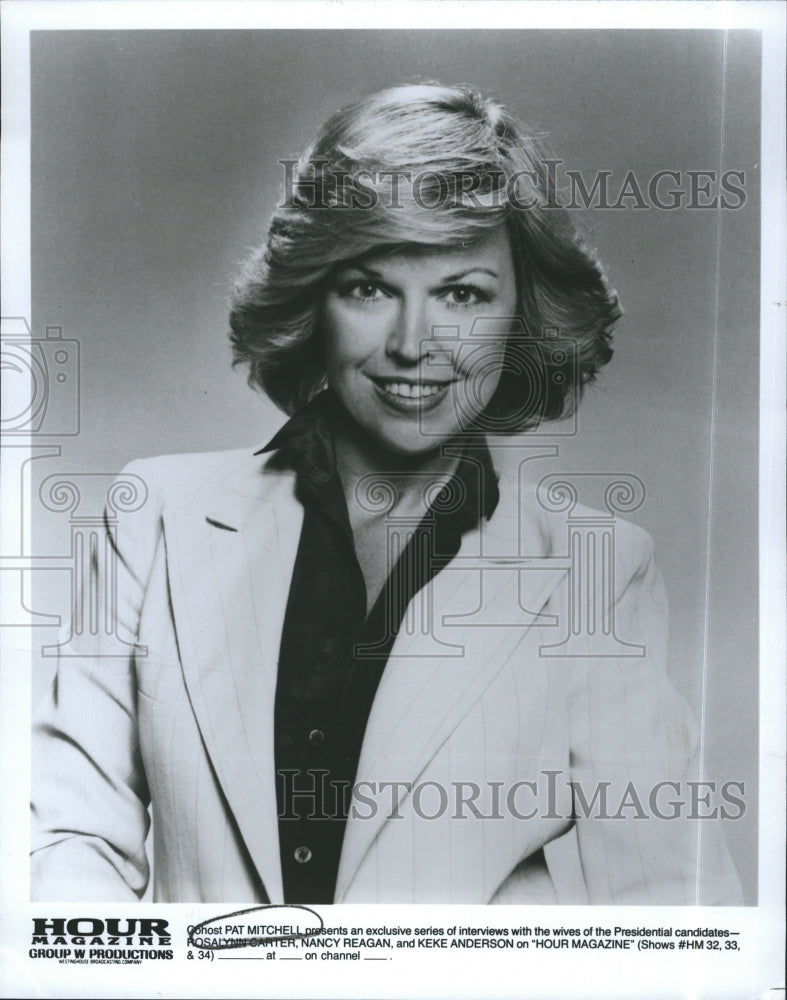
[{"xmin": 24, "ymin": 28, "xmax": 759, "ymax": 906}]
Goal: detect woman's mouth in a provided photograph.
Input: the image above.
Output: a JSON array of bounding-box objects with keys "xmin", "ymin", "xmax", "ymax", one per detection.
[
  {"xmin": 368, "ymin": 376, "xmax": 454, "ymax": 412},
  {"xmin": 379, "ymin": 381, "xmax": 446, "ymax": 399}
]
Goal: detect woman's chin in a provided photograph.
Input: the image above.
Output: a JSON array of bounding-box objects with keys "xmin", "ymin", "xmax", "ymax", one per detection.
[
  {"xmin": 357, "ymin": 423, "xmax": 460, "ymax": 467},
  {"xmin": 332, "ymin": 395, "xmax": 458, "ymax": 461},
  {"xmin": 365, "ymin": 411, "xmax": 462, "ymax": 457},
  {"xmin": 380, "ymin": 439, "xmax": 448, "ymax": 461}
]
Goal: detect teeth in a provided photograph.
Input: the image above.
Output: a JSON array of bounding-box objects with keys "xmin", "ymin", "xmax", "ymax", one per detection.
[{"xmin": 381, "ymin": 382, "xmax": 446, "ymax": 399}]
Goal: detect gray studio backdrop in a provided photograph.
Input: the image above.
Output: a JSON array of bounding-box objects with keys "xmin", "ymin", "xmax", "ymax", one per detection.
[{"xmin": 29, "ymin": 29, "xmax": 759, "ymax": 901}]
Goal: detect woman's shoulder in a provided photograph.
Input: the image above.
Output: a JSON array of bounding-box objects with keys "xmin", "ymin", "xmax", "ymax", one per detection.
[
  {"xmin": 121, "ymin": 446, "xmax": 255, "ymax": 480},
  {"xmin": 116, "ymin": 446, "xmax": 272, "ymax": 513},
  {"xmin": 496, "ymin": 466, "xmax": 656, "ymax": 573}
]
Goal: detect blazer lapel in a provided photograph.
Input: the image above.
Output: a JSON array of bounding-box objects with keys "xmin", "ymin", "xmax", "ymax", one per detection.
[
  {"xmin": 163, "ymin": 456, "xmax": 302, "ymax": 904},
  {"xmin": 335, "ymin": 482, "xmax": 569, "ymax": 901},
  {"xmin": 162, "ymin": 447, "xmax": 569, "ymax": 904}
]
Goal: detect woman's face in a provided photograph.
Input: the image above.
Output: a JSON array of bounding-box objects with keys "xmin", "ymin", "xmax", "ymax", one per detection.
[{"xmin": 321, "ymin": 227, "xmax": 518, "ymax": 456}]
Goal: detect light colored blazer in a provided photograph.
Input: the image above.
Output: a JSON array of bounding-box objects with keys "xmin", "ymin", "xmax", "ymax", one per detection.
[{"xmin": 31, "ymin": 446, "xmax": 743, "ymax": 904}]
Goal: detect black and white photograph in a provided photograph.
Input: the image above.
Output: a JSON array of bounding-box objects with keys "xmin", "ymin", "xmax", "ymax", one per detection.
[{"xmin": 1, "ymin": 2, "xmax": 784, "ymax": 998}]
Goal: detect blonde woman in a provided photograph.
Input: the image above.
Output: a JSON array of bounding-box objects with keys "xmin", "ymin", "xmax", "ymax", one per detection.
[{"xmin": 32, "ymin": 83, "xmax": 742, "ymax": 905}]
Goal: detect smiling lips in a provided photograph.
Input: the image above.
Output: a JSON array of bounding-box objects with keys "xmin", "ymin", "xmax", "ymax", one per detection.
[
  {"xmin": 382, "ymin": 382, "xmax": 445, "ymax": 399},
  {"xmin": 369, "ymin": 376, "xmax": 454, "ymax": 401}
]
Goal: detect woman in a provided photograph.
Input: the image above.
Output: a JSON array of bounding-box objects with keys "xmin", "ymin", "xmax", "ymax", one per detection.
[{"xmin": 31, "ymin": 83, "xmax": 742, "ymax": 904}]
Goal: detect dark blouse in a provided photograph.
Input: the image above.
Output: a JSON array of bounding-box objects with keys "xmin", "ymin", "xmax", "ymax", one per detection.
[{"xmin": 261, "ymin": 392, "xmax": 499, "ymax": 903}]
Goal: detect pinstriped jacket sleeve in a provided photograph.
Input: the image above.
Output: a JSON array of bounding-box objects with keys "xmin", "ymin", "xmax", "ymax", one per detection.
[
  {"xmin": 30, "ymin": 459, "xmax": 164, "ymax": 900},
  {"xmin": 561, "ymin": 525, "xmax": 744, "ymax": 905}
]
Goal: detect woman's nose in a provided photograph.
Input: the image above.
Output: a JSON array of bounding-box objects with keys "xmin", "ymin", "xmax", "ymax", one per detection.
[{"xmin": 385, "ymin": 298, "xmax": 431, "ymax": 363}]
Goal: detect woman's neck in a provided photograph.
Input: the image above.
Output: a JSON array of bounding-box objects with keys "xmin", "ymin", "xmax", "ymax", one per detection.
[{"xmin": 330, "ymin": 406, "xmax": 461, "ymax": 525}]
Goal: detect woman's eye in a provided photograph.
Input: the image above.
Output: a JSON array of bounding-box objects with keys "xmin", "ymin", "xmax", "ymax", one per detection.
[
  {"xmin": 443, "ymin": 285, "xmax": 488, "ymax": 308},
  {"xmin": 343, "ymin": 281, "xmax": 387, "ymax": 302}
]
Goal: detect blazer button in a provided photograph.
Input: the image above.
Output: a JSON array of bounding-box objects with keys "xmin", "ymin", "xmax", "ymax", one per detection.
[
  {"xmin": 294, "ymin": 846, "xmax": 312, "ymax": 864},
  {"xmin": 308, "ymin": 729, "xmax": 324, "ymax": 746}
]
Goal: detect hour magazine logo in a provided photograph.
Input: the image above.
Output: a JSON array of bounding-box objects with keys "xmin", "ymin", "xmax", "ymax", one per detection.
[{"xmin": 30, "ymin": 918, "xmax": 173, "ymax": 964}]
